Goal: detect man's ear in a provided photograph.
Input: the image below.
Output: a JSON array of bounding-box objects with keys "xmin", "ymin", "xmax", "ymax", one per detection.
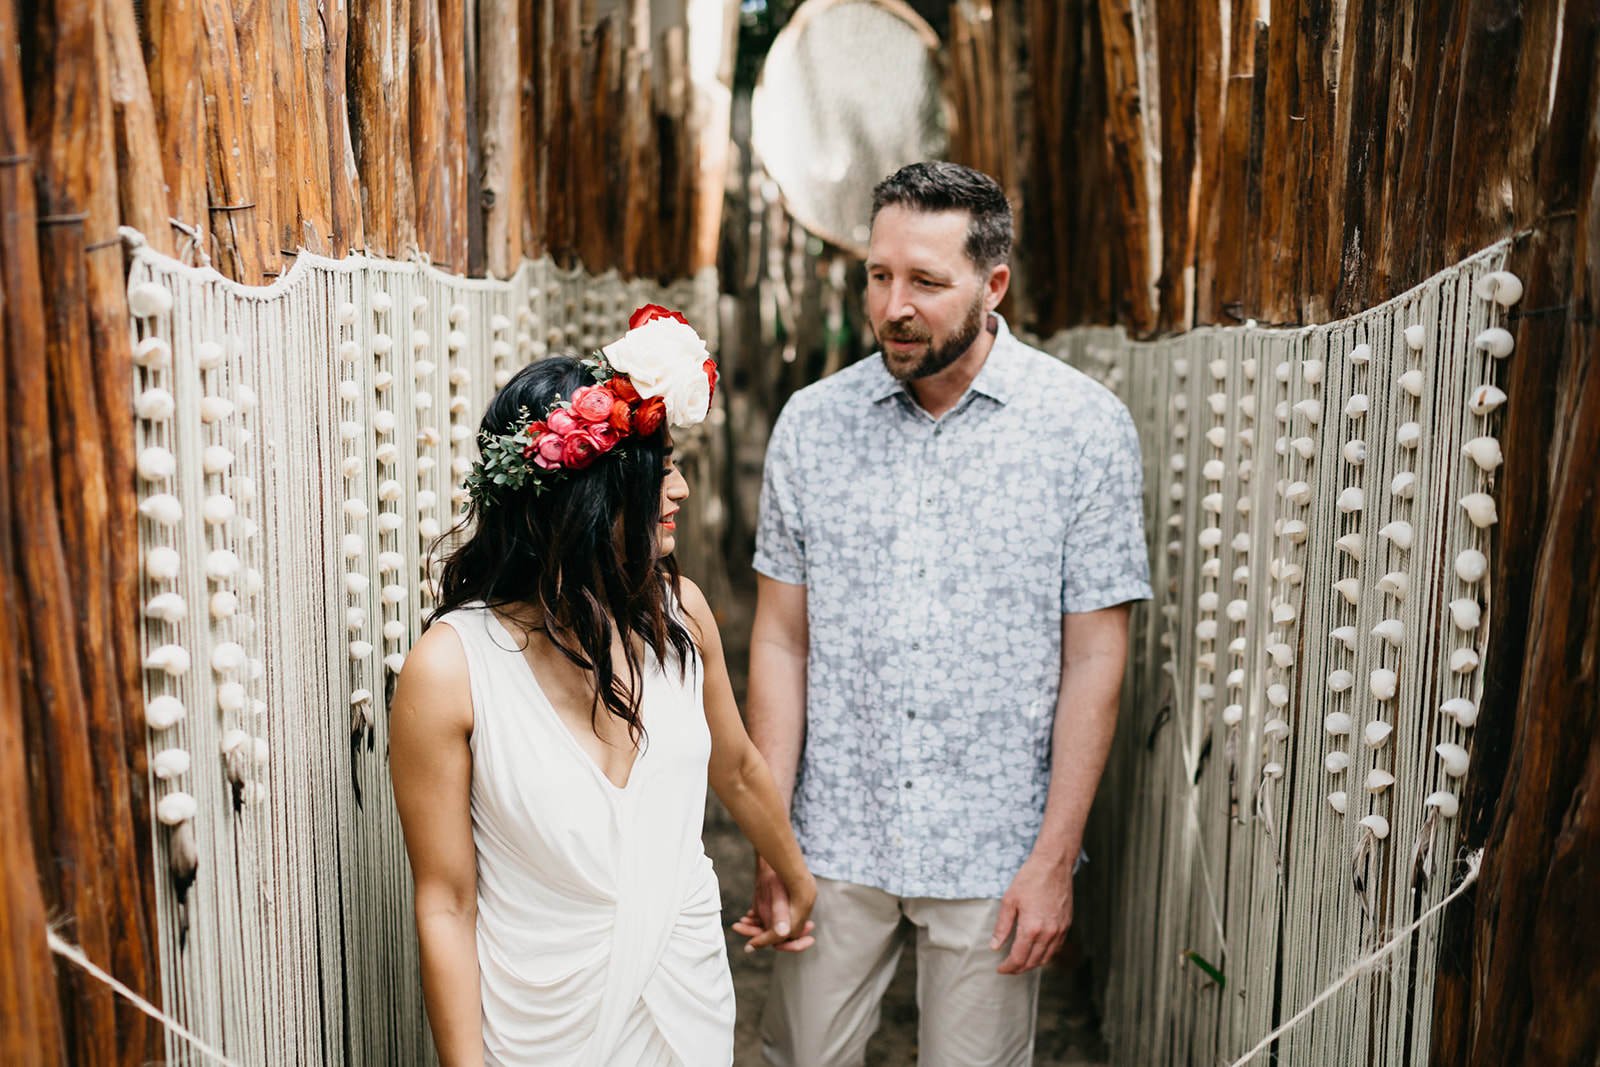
[{"xmin": 985, "ymin": 264, "xmax": 1012, "ymax": 311}]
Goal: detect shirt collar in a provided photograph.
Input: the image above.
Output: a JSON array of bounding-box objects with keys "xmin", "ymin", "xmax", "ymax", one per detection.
[{"xmin": 867, "ymin": 312, "xmax": 1019, "ymax": 407}]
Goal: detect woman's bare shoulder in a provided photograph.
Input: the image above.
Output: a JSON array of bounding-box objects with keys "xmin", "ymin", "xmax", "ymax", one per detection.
[{"xmin": 393, "ymin": 620, "xmax": 474, "ymax": 734}]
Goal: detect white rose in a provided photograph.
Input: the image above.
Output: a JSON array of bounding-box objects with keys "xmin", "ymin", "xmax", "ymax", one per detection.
[
  {"xmin": 602, "ymin": 317, "xmax": 709, "ymax": 401},
  {"xmin": 661, "ymin": 364, "xmax": 711, "ymax": 428}
]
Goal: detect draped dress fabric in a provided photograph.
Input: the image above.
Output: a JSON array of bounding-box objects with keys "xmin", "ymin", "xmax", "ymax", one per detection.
[{"xmin": 435, "ymin": 605, "xmax": 735, "ymax": 1066}]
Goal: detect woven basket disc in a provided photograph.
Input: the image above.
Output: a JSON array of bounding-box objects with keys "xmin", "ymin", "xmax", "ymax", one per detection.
[{"xmin": 751, "ymin": 0, "xmax": 948, "ymax": 256}]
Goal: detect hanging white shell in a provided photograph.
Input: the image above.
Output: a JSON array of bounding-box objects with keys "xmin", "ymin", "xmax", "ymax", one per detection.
[
  {"xmin": 1399, "ymin": 370, "xmax": 1425, "ymax": 397},
  {"xmin": 202, "ymin": 446, "xmax": 235, "ymax": 474},
  {"xmin": 1294, "ymin": 398, "xmax": 1323, "ymax": 425},
  {"xmin": 1195, "ymin": 620, "xmax": 1219, "ymax": 641},
  {"xmin": 1461, "ymin": 436, "xmax": 1503, "ymax": 471},
  {"xmin": 417, "ymin": 455, "xmax": 438, "ymax": 474},
  {"xmin": 1378, "ymin": 572, "xmax": 1409, "ymax": 600},
  {"xmin": 378, "ymin": 551, "xmax": 404, "ymax": 573},
  {"xmin": 1343, "ymin": 439, "xmax": 1366, "ymax": 466},
  {"xmin": 1469, "ymin": 384, "xmax": 1508, "ymax": 415},
  {"xmin": 1267, "ymin": 684, "xmax": 1290, "ymax": 708},
  {"xmin": 447, "ymin": 330, "xmax": 467, "ymax": 352},
  {"xmin": 1378, "ymin": 520, "xmax": 1414, "ymax": 551},
  {"xmin": 128, "ymin": 282, "xmax": 175, "ymax": 317},
  {"xmin": 1370, "ymin": 668, "xmax": 1398, "ymax": 700},
  {"xmin": 377, "ymin": 512, "xmax": 405, "ymax": 533},
  {"xmin": 1202, "ymin": 459, "xmax": 1225, "ymax": 481},
  {"xmin": 1272, "ymin": 603, "xmax": 1298, "ymax": 626},
  {"xmin": 1364, "ymin": 720, "xmax": 1393, "ymax": 748},
  {"xmin": 416, "ymin": 489, "xmax": 437, "ymax": 511},
  {"xmin": 1201, "ymin": 492, "xmax": 1224, "ymax": 513},
  {"xmin": 1449, "ymin": 599, "xmax": 1482, "ymax": 631},
  {"xmin": 144, "ymin": 644, "xmax": 191, "ymax": 676},
  {"xmin": 1222, "ymin": 704, "xmax": 1245, "ymax": 727},
  {"xmin": 1262, "ymin": 761, "xmax": 1284, "ymax": 778},
  {"xmin": 1440, "ymin": 698, "xmax": 1480, "ymax": 727},
  {"xmin": 1234, "ymin": 532, "xmax": 1254, "ymax": 554},
  {"xmin": 1200, "ymin": 558, "xmax": 1221, "ymax": 578},
  {"xmin": 136, "ymin": 447, "xmax": 176, "ymax": 482},
  {"xmin": 210, "ymin": 642, "xmax": 248, "ymax": 675},
  {"xmin": 1325, "ymin": 711, "xmax": 1352, "ymax": 735},
  {"xmin": 1273, "ymin": 361, "xmax": 1291, "ymax": 383},
  {"xmin": 1344, "ymin": 394, "xmax": 1369, "ymax": 419},
  {"xmin": 384, "ymin": 652, "xmax": 407, "ymax": 673},
  {"xmin": 1366, "ymin": 768, "xmax": 1396, "ymax": 793},
  {"xmin": 145, "ymin": 546, "xmax": 182, "ymax": 581},
  {"xmin": 414, "ymin": 360, "xmax": 436, "ymax": 380},
  {"xmin": 1455, "ymin": 548, "xmax": 1489, "ymax": 583},
  {"xmin": 152, "ymin": 748, "xmax": 191, "ymax": 780},
  {"xmin": 1326, "ymin": 753, "xmax": 1351, "ymax": 774},
  {"xmin": 344, "ymin": 572, "xmax": 370, "ymax": 595},
  {"xmin": 1437, "ymin": 742, "xmax": 1471, "ymax": 777},
  {"xmin": 133, "ymin": 336, "xmax": 173, "ymax": 369},
  {"xmin": 1474, "ymin": 270, "xmax": 1523, "ymax": 306},
  {"xmin": 1359, "ymin": 814, "xmax": 1391, "ymax": 839},
  {"xmin": 1207, "ymin": 393, "xmax": 1228, "ymax": 416},
  {"xmin": 204, "ymin": 549, "xmax": 242, "ymax": 581},
  {"xmin": 139, "ymin": 493, "xmax": 183, "ymax": 526},
  {"xmin": 373, "ymin": 410, "xmax": 398, "ymax": 433},
  {"xmin": 341, "ymin": 456, "xmax": 363, "ymax": 479},
  {"xmin": 1329, "ymin": 626, "xmax": 1357, "ymax": 652},
  {"xmin": 376, "ymin": 443, "xmax": 400, "ymax": 465},
  {"xmin": 1450, "ymin": 647, "xmax": 1481, "ymax": 673},
  {"xmin": 210, "ymin": 590, "xmax": 238, "ymax": 620},
  {"xmin": 1334, "ymin": 578, "xmax": 1361, "ymax": 605},
  {"xmin": 1426, "ymin": 791, "xmax": 1461, "ymax": 818},
  {"xmin": 1327, "ymin": 669, "xmax": 1355, "ymax": 692},
  {"xmin": 347, "ymin": 607, "xmax": 367, "ymax": 631},
  {"xmin": 1474, "ymin": 327, "xmax": 1515, "ymax": 358},
  {"xmin": 146, "ymin": 695, "xmax": 186, "ymax": 730},
  {"xmin": 381, "ymin": 584, "xmax": 407, "ymax": 606},
  {"xmin": 200, "ymin": 396, "xmax": 235, "ymax": 423},
  {"xmin": 1267, "ymin": 642, "xmax": 1295, "ymax": 667},
  {"xmin": 1225, "ymin": 599, "xmax": 1248, "ymax": 622},
  {"xmin": 1460, "ymin": 493, "xmax": 1499, "ymax": 527},
  {"xmin": 1337, "ymin": 486, "xmax": 1364, "ymax": 513},
  {"xmin": 344, "ymin": 498, "xmax": 369, "ymax": 520},
  {"xmin": 144, "ymin": 592, "xmax": 188, "ymax": 623},
  {"xmin": 1328, "ymin": 791, "xmax": 1348, "ymax": 814},
  {"xmin": 1303, "ymin": 359, "xmax": 1325, "ymax": 384},
  {"xmin": 1285, "ymin": 481, "xmax": 1312, "ymax": 505},
  {"xmin": 378, "ymin": 479, "xmax": 403, "ymax": 502},
  {"xmin": 1290, "ymin": 437, "xmax": 1315, "ymax": 460},
  {"xmin": 1349, "ymin": 343, "xmax": 1371, "ymax": 365},
  {"xmin": 373, "ymin": 371, "xmax": 394, "ymax": 392},
  {"xmin": 135, "ymin": 387, "xmax": 177, "ymax": 420},
  {"xmin": 1280, "ymin": 520, "xmax": 1309, "ymax": 544},
  {"xmin": 245, "ymin": 567, "xmax": 263, "ymax": 595},
  {"xmin": 1263, "ymin": 718, "xmax": 1290, "ymax": 740},
  {"xmin": 383, "ymin": 620, "xmax": 407, "ymax": 641},
  {"xmin": 156, "ymin": 792, "xmax": 198, "ymax": 826},
  {"xmin": 1226, "ymin": 668, "xmax": 1245, "ymax": 689},
  {"xmin": 1391, "ymin": 472, "xmax": 1417, "ymax": 499},
  {"xmin": 202, "ymin": 494, "xmax": 236, "ymax": 525},
  {"xmin": 350, "ymin": 640, "xmax": 374, "ymax": 660},
  {"xmin": 1371, "ymin": 619, "xmax": 1404, "ymax": 647},
  {"xmin": 449, "ymin": 303, "xmax": 469, "ymax": 325},
  {"xmin": 1404, "ymin": 324, "xmax": 1426, "ymax": 351},
  {"xmin": 1335, "ymin": 533, "xmax": 1363, "ymax": 561},
  {"xmin": 236, "ymin": 384, "xmax": 257, "ymax": 413}
]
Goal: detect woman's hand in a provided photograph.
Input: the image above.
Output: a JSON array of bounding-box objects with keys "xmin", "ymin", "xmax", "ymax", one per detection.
[{"xmin": 731, "ymin": 858, "xmax": 816, "ymax": 952}]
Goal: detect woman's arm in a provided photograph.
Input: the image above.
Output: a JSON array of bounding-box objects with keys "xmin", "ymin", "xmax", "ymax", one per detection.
[
  {"xmin": 390, "ymin": 623, "xmax": 485, "ymax": 1066},
  {"xmin": 679, "ymin": 579, "xmax": 817, "ymax": 952}
]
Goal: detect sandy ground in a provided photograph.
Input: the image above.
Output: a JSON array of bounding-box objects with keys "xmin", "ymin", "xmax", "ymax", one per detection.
[{"xmin": 704, "ymin": 818, "xmax": 1109, "ymax": 1067}]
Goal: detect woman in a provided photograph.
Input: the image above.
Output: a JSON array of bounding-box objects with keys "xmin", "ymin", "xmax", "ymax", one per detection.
[{"xmin": 390, "ymin": 306, "xmax": 815, "ymax": 1067}]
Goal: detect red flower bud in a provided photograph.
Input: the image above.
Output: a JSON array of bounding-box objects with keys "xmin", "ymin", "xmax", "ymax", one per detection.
[
  {"xmin": 569, "ymin": 384, "xmax": 615, "ymax": 423},
  {"xmin": 609, "ymin": 399, "xmax": 633, "ymax": 434},
  {"xmin": 608, "ymin": 375, "xmax": 641, "ymax": 403},
  {"xmin": 634, "ymin": 397, "xmax": 666, "ymax": 436},
  {"xmin": 628, "ymin": 304, "xmax": 689, "ymax": 330}
]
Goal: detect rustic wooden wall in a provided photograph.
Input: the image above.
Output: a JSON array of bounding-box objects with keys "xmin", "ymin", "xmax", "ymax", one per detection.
[{"xmin": 0, "ymin": 0, "xmax": 735, "ymax": 1062}]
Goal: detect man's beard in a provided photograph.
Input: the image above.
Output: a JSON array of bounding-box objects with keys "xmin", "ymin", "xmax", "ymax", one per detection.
[{"xmin": 878, "ymin": 291, "xmax": 987, "ymax": 383}]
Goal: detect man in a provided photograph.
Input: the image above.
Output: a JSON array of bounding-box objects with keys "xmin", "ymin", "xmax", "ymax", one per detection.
[{"xmin": 733, "ymin": 162, "xmax": 1151, "ymax": 1066}]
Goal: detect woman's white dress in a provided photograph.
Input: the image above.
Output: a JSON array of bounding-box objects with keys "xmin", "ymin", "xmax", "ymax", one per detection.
[{"xmin": 435, "ymin": 605, "xmax": 735, "ymax": 1066}]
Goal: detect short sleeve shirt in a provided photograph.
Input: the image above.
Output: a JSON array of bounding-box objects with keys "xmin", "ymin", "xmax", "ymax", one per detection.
[{"xmin": 753, "ymin": 316, "xmax": 1152, "ymax": 899}]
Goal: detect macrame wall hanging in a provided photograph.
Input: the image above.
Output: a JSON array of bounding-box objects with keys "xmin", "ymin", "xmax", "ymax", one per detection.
[
  {"xmin": 126, "ymin": 234, "xmax": 713, "ymax": 1066},
  {"xmin": 1041, "ymin": 240, "xmax": 1517, "ymax": 1066}
]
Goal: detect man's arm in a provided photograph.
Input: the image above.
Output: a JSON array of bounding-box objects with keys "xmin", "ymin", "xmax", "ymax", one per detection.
[
  {"xmin": 730, "ymin": 574, "xmax": 811, "ymax": 951},
  {"xmin": 992, "ymin": 603, "xmax": 1131, "ymax": 975}
]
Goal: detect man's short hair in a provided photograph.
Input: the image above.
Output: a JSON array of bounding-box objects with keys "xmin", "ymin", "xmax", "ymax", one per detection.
[{"xmin": 870, "ymin": 162, "xmax": 1013, "ymax": 271}]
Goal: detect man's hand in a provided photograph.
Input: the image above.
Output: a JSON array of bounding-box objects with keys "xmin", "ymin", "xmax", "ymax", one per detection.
[
  {"xmin": 990, "ymin": 854, "xmax": 1074, "ymax": 974},
  {"xmin": 731, "ymin": 856, "xmax": 816, "ymax": 953}
]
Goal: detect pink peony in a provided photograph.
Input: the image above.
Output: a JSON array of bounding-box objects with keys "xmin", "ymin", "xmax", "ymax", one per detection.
[
  {"xmin": 547, "ymin": 408, "xmax": 580, "ymax": 435},
  {"xmin": 569, "ymin": 384, "xmax": 615, "ymax": 423}
]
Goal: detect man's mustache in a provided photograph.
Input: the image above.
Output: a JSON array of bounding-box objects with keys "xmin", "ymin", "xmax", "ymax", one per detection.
[{"xmin": 878, "ymin": 322, "xmax": 930, "ymax": 343}]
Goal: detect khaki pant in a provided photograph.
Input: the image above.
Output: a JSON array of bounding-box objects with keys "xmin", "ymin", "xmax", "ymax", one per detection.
[{"xmin": 760, "ymin": 877, "xmax": 1041, "ymax": 1067}]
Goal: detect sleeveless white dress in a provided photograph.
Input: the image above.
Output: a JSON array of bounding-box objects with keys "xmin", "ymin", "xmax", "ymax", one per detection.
[{"xmin": 434, "ymin": 605, "xmax": 735, "ymax": 1066}]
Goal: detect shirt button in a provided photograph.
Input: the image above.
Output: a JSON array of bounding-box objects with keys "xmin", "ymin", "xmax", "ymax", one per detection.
[
  {"xmin": 917, "ymin": 567, "xmax": 926, "ymax": 577},
  {"xmin": 911, "ymin": 640, "xmax": 921, "ymax": 650},
  {"xmin": 907, "ymin": 710, "xmax": 916, "ymax": 720},
  {"xmin": 904, "ymin": 780, "xmax": 914, "ymax": 789}
]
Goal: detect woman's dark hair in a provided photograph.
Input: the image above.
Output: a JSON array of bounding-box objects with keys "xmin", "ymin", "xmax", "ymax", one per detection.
[{"xmin": 429, "ymin": 355, "xmax": 695, "ymax": 744}]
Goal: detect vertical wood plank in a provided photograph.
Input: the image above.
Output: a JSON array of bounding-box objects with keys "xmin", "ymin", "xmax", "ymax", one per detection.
[
  {"xmin": 104, "ymin": 0, "xmax": 171, "ymax": 253},
  {"xmin": 477, "ymin": 0, "xmax": 522, "ymax": 276},
  {"xmin": 198, "ymin": 0, "xmax": 265, "ymax": 281},
  {"xmin": 1153, "ymin": 0, "xmax": 1195, "ymax": 331},
  {"xmin": 351, "ymin": 0, "xmax": 396, "ymax": 254},
  {"xmin": 323, "ymin": 0, "xmax": 364, "ymax": 255},
  {"xmin": 143, "ymin": 0, "xmax": 211, "ymax": 259},
  {"xmin": 1097, "ymin": 0, "xmax": 1158, "ymax": 334},
  {"xmin": 442, "ymin": 0, "xmax": 471, "ymax": 270},
  {"xmin": 231, "ymin": 0, "xmax": 279, "ymax": 273},
  {"xmin": 412, "ymin": 0, "xmax": 453, "ymax": 266}
]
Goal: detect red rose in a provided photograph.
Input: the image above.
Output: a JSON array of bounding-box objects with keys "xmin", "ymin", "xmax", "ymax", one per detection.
[
  {"xmin": 609, "ymin": 399, "xmax": 633, "ymax": 434},
  {"xmin": 627, "ymin": 304, "xmax": 689, "ymax": 330},
  {"xmin": 560, "ymin": 430, "xmax": 604, "ymax": 470},
  {"xmin": 547, "ymin": 408, "xmax": 580, "ymax": 435},
  {"xmin": 703, "ymin": 358, "xmax": 719, "ymax": 401},
  {"xmin": 608, "ymin": 374, "xmax": 641, "ymax": 403},
  {"xmin": 633, "ymin": 397, "xmax": 666, "ymax": 436},
  {"xmin": 569, "ymin": 384, "xmax": 615, "ymax": 423}
]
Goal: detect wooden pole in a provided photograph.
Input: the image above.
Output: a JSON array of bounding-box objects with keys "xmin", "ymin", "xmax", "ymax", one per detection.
[
  {"xmin": 104, "ymin": 0, "xmax": 171, "ymax": 254},
  {"xmin": 231, "ymin": 0, "xmax": 280, "ymax": 274},
  {"xmin": 0, "ymin": 6, "xmax": 69, "ymax": 1064},
  {"xmin": 412, "ymin": 0, "xmax": 453, "ymax": 266},
  {"xmin": 441, "ymin": 0, "xmax": 470, "ymax": 269},
  {"xmin": 1096, "ymin": 0, "xmax": 1157, "ymax": 334},
  {"xmin": 323, "ymin": 0, "xmax": 365, "ymax": 256},
  {"xmin": 198, "ymin": 0, "xmax": 265, "ymax": 281},
  {"xmin": 477, "ymin": 0, "xmax": 522, "ymax": 276},
  {"xmin": 143, "ymin": 0, "xmax": 211, "ymax": 260}
]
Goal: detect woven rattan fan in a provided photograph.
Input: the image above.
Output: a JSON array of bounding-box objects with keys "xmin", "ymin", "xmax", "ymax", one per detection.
[{"xmin": 751, "ymin": 0, "xmax": 949, "ymax": 256}]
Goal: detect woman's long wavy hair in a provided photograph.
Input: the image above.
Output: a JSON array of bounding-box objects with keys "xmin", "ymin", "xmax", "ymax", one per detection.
[{"xmin": 429, "ymin": 355, "xmax": 695, "ymax": 744}]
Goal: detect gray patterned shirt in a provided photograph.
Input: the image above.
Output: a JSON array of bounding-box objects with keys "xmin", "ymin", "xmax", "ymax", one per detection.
[{"xmin": 753, "ymin": 316, "xmax": 1152, "ymax": 898}]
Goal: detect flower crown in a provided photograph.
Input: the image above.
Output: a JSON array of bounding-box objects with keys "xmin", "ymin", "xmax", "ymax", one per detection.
[{"xmin": 466, "ymin": 305, "xmax": 718, "ymax": 510}]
